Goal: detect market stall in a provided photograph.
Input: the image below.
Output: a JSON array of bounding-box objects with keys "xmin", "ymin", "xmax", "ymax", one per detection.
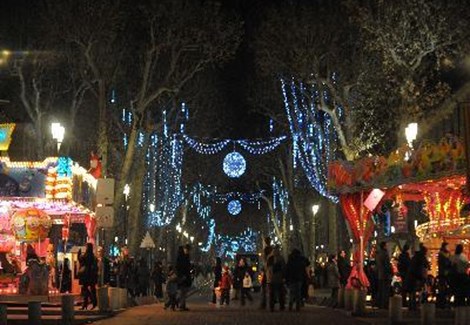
[
  {"xmin": 329, "ymin": 135, "xmax": 469, "ymax": 278},
  {"xmin": 0, "ymin": 151, "xmax": 97, "ymax": 296}
]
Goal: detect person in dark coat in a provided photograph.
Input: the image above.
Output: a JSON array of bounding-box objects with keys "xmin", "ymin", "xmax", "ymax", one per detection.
[
  {"xmin": 397, "ymin": 244, "xmax": 411, "ymax": 306},
  {"xmin": 152, "ymin": 261, "xmax": 165, "ymax": 301},
  {"xmin": 59, "ymin": 258, "xmax": 72, "ymax": 293},
  {"xmin": 267, "ymin": 245, "xmax": 286, "ymax": 312},
  {"xmin": 376, "ymin": 241, "xmax": 391, "ymax": 309},
  {"xmin": 136, "ymin": 257, "xmax": 150, "ymax": 297},
  {"xmin": 78, "ymin": 243, "xmax": 98, "ymax": 310},
  {"xmin": 285, "ymin": 249, "xmax": 307, "ymax": 311},
  {"xmin": 405, "ymin": 245, "xmax": 429, "ymax": 311},
  {"xmin": 337, "ymin": 250, "xmax": 351, "ymax": 288},
  {"xmin": 233, "ymin": 258, "xmax": 249, "ymax": 302},
  {"xmin": 326, "ymin": 254, "xmax": 340, "ymax": 307},
  {"xmin": 175, "ymin": 244, "xmax": 192, "ymax": 311},
  {"xmin": 97, "ymin": 246, "xmax": 111, "ymax": 287},
  {"xmin": 211, "ymin": 257, "xmax": 222, "ymax": 304},
  {"xmin": 260, "ymin": 236, "xmax": 273, "ymax": 309},
  {"xmin": 436, "ymin": 242, "xmax": 451, "ymax": 308}
]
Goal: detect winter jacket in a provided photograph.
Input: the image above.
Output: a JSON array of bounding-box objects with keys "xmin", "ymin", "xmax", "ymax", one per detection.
[
  {"xmin": 327, "ymin": 261, "xmax": 340, "ymax": 289},
  {"xmin": 285, "ymin": 251, "xmax": 307, "ymax": 284},
  {"xmin": 397, "ymin": 251, "xmax": 411, "ymax": 278},
  {"xmin": 267, "ymin": 253, "xmax": 286, "ymax": 284},
  {"xmin": 376, "ymin": 247, "xmax": 392, "ymax": 280},
  {"xmin": 176, "ymin": 253, "xmax": 192, "ymax": 288},
  {"xmin": 219, "ymin": 273, "xmax": 232, "ymax": 290}
]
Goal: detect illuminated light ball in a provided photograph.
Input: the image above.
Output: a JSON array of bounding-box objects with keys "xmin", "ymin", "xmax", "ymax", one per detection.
[
  {"xmin": 0, "ymin": 204, "xmax": 15, "ymax": 252},
  {"xmin": 227, "ymin": 199, "xmax": 242, "ymax": 216},
  {"xmin": 11, "ymin": 208, "xmax": 52, "ymax": 243},
  {"xmin": 223, "ymin": 151, "xmax": 246, "ymax": 178}
]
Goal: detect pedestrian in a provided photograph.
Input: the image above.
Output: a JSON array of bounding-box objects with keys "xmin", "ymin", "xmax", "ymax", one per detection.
[
  {"xmin": 233, "ymin": 257, "xmax": 248, "ymax": 302},
  {"xmin": 211, "ymin": 257, "xmax": 222, "ymax": 304},
  {"xmin": 164, "ymin": 266, "xmax": 179, "ymax": 311},
  {"xmin": 376, "ymin": 241, "xmax": 391, "ymax": 309},
  {"xmin": 450, "ymin": 244, "xmax": 469, "ymax": 306},
  {"xmin": 97, "ymin": 246, "xmax": 111, "ymax": 287},
  {"xmin": 405, "ymin": 244, "xmax": 429, "ymax": 311},
  {"xmin": 219, "ymin": 266, "xmax": 232, "ymax": 306},
  {"xmin": 78, "ymin": 243, "xmax": 98, "ymax": 310},
  {"xmin": 260, "ymin": 236, "xmax": 273, "ymax": 309},
  {"xmin": 152, "ymin": 261, "xmax": 165, "ymax": 301},
  {"xmin": 59, "ymin": 258, "xmax": 72, "ymax": 293},
  {"xmin": 267, "ymin": 245, "xmax": 286, "ymax": 312},
  {"xmin": 175, "ymin": 244, "xmax": 192, "ymax": 311},
  {"xmin": 137, "ymin": 257, "xmax": 150, "ymax": 297},
  {"xmin": 397, "ymin": 244, "xmax": 411, "ymax": 306},
  {"xmin": 436, "ymin": 242, "xmax": 451, "ymax": 308},
  {"xmin": 285, "ymin": 248, "xmax": 306, "ymax": 311},
  {"xmin": 127, "ymin": 258, "xmax": 138, "ymax": 298},
  {"xmin": 337, "ymin": 250, "xmax": 351, "ymax": 288},
  {"xmin": 241, "ymin": 271, "xmax": 253, "ymax": 306},
  {"xmin": 326, "ymin": 254, "xmax": 340, "ymax": 308}
]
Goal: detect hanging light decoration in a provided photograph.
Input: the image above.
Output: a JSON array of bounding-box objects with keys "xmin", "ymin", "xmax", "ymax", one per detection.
[
  {"xmin": 227, "ymin": 199, "xmax": 242, "ymax": 215},
  {"xmin": 223, "ymin": 151, "xmax": 246, "ymax": 178}
]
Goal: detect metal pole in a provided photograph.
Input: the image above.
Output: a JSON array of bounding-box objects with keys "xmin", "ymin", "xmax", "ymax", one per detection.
[{"xmin": 359, "ymin": 191, "xmax": 364, "ymax": 273}]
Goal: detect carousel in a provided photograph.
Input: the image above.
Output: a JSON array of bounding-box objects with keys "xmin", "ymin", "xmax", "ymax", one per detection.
[
  {"xmin": 329, "ymin": 134, "xmax": 469, "ymax": 278},
  {"xmin": 0, "ymin": 123, "xmax": 98, "ymax": 299}
]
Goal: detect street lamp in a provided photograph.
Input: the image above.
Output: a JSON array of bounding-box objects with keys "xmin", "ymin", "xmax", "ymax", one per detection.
[
  {"xmin": 405, "ymin": 122, "xmax": 418, "ymax": 148},
  {"xmin": 312, "ymin": 204, "xmax": 320, "ymax": 216},
  {"xmin": 123, "ymin": 184, "xmax": 130, "ymax": 200},
  {"xmin": 51, "ymin": 122, "xmax": 65, "ymax": 154},
  {"xmin": 311, "ymin": 204, "xmax": 320, "ymax": 263}
]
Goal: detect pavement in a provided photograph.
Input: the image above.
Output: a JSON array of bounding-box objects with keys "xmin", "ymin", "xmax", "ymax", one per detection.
[{"xmin": 89, "ymin": 292, "xmax": 368, "ymax": 325}]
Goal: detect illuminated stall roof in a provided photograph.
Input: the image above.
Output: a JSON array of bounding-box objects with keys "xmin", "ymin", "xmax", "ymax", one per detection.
[{"xmin": 0, "ymin": 156, "xmax": 96, "ymax": 220}]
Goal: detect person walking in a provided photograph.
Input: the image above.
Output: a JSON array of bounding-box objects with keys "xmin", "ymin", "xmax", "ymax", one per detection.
[
  {"xmin": 241, "ymin": 271, "xmax": 254, "ymax": 306},
  {"xmin": 436, "ymin": 242, "xmax": 451, "ymax": 308},
  {"xmin": 376, "ymin": 241, "xmax": 392, "ymax": 309},
  {"xmin": 397, "ymin": 244, "xmax": 411, "ymax": 307},
  {"xmin": 337, "ymin": 250, "xmax": 351, "ymax": 288},
  {"xmin": 59, "ymin": 258, "xmax": 72, "ymax": 293},
  {"xmin": 450, "ymin": 244, "xmax": 469, "ymax": 306},
  {"xmin": 219, "ymin": 266, "xmax": 232, "ymax": 307},
  {"xmin": 326, "ymin": 254, "xmax": 340, "ymax": 308},
  {"xmin": 285, "ymin": 248, "xmax": 306, "ymax": 311},
  {"xmin": 164, "ymin": 266, "xmax": 179, "ymax": 311},
  {"xmin": 152, "ymin": 261, "xmax": 165, "ymax": 301},
  {"xmin": 233, "ymin": 258, "xmax": 248, "ymax": 302},
  {"xmin": 78, "ymin": 243, "xmax": 98, "ymax": 310},
  {"xmin": 175, "ymin": 244, "xmax": 192, "ymax": 311},
  {"xmin": 211, "ymin": 257, "xmax": 222, "ymax": 304},
  {"xmin": 405, "ymin": 244, "xmax": 429, "ymax": 311},
  {"xmin": 137, "ymin": 257, "xmax": 150, "ymax": 297},
  {"xmin": 260, "ymin": 236, "xmax": 273, "ymax": 309},
  {"xmin": 267, "ymin": 245, "xmax": 286, "ymax": 312}
]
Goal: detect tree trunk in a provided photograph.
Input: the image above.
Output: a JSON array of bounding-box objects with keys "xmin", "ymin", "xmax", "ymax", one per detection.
[
  {"xmin": 127, "ymin": 152, "xmax": 147, "ymax": 255},
  {"xmin": 97, "ymin": 81, "xmax": 108, "ymax": 176},
  {"xmin": 328, "ymin": 199, "xmax": 338, "ymax": 254}
]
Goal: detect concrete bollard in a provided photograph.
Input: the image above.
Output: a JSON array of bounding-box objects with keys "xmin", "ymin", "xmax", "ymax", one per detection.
[
  {"xmin": 97, "ymin": 286, "xmax": 109, "ymax": 312},
  {"xmin": 352, "ymin": 289, "xmax": 366, "ymax": 316},
  {"xmin": 344, "ymin": 289, "xmax": 354, "ymax": 311},
  {"xmin": 28, "ymin": 301, "xmax": 42, "ymax": 325},
  {"xmin": 337, "ymin": 287, "xmax": 345, "ymax": 308},
  {"xmin": 108, "ymin": 287, "xmax": 120, "ymax": 311},
  {"xmin": 420, "ymin": 303, "xmax": 435, "ymax": 325},
  {"xmin": 389, "ymin": 295, "xmax": 402, "ymax": 324},
  {"xmin": 0, "ymin": 303, "xmax": 7, "ymax": 325},
  {"xmin": 61, "ymin": 294, "xmax": 75, "ymax": 325},
  {"xmin": 119, "ymin": 288, "xmax": 128, "ymax": 308}
]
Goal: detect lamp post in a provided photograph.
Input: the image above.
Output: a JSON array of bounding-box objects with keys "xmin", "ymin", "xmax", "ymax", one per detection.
[
  {"xmin": 311, "ymin": 204, "xmax": 320, "ymax": 263},
  {"xmin": 405, "ymin": 122, "xmax": 418, "ymax": 161},
  {"xmin": 51, "ymin": 122, "xmax": 65, "ymax": 154},
  {"xmin": 123, "ymin": 184, "xmax": 130, "ymax": 245}
]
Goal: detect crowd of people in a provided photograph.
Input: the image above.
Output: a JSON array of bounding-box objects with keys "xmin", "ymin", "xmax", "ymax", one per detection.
[
  {"xmin": 72, "ymin": 238, "xmax": 469, "ymax": 313},
  {"xmin": 365, "ymin": 241, "xmax": 470, "ymax": 311}
]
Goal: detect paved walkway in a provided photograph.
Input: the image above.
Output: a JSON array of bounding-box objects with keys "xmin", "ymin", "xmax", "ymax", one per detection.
[{"xmin": 90, "ymin": 295, "xmax": 367, "ymax": 325}]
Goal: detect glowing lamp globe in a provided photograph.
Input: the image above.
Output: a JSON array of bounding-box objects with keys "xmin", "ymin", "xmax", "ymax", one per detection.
[
  {"xmin": 11, "ymin": 208, "xmax": 52, "ymax": 243},
  {"xmin": 228, "ymin": 200, "xmax": 242, "ymax": 215},
  {"xmin": 223, "ymin": 151, "xmax": 246, "ymax": 178},
  {"xmin": 0, "ymin": 205, "xmax": 15, "ymax": 252}
]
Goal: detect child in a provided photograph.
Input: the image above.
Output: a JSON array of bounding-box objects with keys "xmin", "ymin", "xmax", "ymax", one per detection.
[
  {"xmin": 241, "ymin": 271, "xmax": 253, "ymax": 306},
  {"xmin": 219, "ymin": 266, "xmax": 232, "ymax": 306},
  {"xmin": 164, "ymin": 266, "xmax": 179, "ymax": 311}
]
